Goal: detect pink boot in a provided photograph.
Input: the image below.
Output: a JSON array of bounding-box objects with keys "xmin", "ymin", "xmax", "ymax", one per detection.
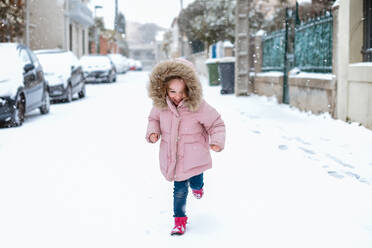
[
  {"xmin": 171, "ymin": 216, "xmax": 188, "ymax": 235},
  {"xmin": 192, "ymin": 188, "xmax": 204, "ymax": 199}
]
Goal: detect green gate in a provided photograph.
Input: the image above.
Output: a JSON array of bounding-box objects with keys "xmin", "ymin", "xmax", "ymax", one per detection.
[{"xmin": 262, "ymin": 6, "xmax": 333, "ymax": 104}]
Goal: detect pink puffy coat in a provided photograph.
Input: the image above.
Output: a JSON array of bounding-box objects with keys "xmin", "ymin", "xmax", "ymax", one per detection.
[{"xmin": 146, "ymin": 60, "xmax": 225, "ymax": 182}]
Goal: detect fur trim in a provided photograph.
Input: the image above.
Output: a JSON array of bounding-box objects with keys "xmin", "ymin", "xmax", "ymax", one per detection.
[{"xmin": 148, "ymin": 60, "xmax": 203, "ymax": 112}]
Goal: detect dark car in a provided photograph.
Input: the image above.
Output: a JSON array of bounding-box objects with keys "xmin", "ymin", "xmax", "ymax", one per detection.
[
  {"xmin": 80, "ymin": 55, "xmax": 116, "ymax": 83},
  {"xmin": 35, "ymin": 49, "xmax": 86, "ymax": 102},
  {"xmin": 0, "ymin": 43, "xmax": 50, "ymax": 127}
]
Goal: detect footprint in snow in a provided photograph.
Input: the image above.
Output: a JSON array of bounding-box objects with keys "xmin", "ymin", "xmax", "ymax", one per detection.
[
  {"xmin": 298, "ymin": 147, "xmax": 316, "ymax": 155},
  {"xmin": 278, "ymin": 144, "xmax": 288, "ymax": 150},
  {"xmin": 326, "ymin": 154, "xmax": 354, "ymax": 169},
  {"xmin": 345, "ymin": 171, "xmax": 360, "ymax": 179},
  {"xmin": 327, "ymin": 171, "xmax": 344, "ymax": 179},
  {"xmin": 295, "ymin": 137, "xmax": 311, "ymax": 145},
  {"xmin": 345, "ymin": 172, "xmax": 370, "ymax": 185}
]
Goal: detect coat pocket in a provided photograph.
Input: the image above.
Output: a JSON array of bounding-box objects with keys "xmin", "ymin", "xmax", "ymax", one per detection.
[
  {"xmin": 182, "ymin": 141, "xmax": 211, "ymax": 173},
  {"xmin": 159, "ymin": 140, "xmax": 169, "ymax": 174}
]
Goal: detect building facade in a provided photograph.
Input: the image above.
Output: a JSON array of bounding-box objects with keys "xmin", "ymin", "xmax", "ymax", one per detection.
[
  {"xmin": 333, "ymin": 0, "xmax": 372, "ymax": 128},
  {"xmin": 27, "ymin": 0, "xmax": 93, "ymax": 57}
]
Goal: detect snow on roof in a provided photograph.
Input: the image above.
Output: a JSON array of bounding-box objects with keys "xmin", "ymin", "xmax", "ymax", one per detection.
[
  {"xmin": 34, "ymin": 49, "xmax": 66, "ymax": 54},
  {"xmin": 0, "ymin": 42, "xmax": 18, "ymax": 49},
  {"xmin": 223, "ymin": 41, "xmax": 234, "ymax": 48}
]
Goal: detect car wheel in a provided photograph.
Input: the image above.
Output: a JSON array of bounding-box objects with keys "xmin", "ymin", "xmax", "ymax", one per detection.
[
  {"xmin": 40, "ymin": 90, "xmax": 50, "ymax": 114},
  {"xmin": 66, "ymin": 84, "xmax": 72, "ymax": 102},
  {"xmin": 10, "ymin": 94, "xmax": 25, "ymax": 127},
  {"xmin": 78, "ymin": 83, "xmax": 86, "ymax": 99}
]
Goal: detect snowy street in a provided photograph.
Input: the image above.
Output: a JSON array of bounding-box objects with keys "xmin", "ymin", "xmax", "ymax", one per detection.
[{"xmin": 1, "ymin": 71, "xmax": 372, "ymax": 247}]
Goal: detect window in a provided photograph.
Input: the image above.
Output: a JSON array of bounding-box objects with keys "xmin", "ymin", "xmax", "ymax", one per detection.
[
  {"xmin": 363, "ymin": 0, "xmax": 372, "ymax": 61},
  {"xmin": 27, "ymin": 49, "xmax": 39, "ymax": 67},
  {"xmin": 20, "ymin": 49, "xmax": 32, "ymax": 66}
]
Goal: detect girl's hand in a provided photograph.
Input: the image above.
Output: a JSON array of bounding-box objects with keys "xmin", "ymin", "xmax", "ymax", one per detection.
[
  {"xmin": 149, "ymin": 133, "xmax": 159, "ymax": 143},
  {"xmin": 210, "ymin": 144, "xmax": 221, "ymax": 152}
]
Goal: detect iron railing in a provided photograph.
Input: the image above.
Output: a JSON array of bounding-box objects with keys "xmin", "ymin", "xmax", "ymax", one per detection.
[
  {"xmin": 262, "ymin": 12, "xmax": 333, "ymax": 73},
  {"xmin": 262, "ymin": 29, "xmax": 285, "ymax": 72},
  {"xmin": 294, "ymin": 13, "xmax": 333, "ymax": 73}
]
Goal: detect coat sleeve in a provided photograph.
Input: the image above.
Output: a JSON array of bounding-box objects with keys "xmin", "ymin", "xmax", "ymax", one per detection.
[
  {"xmin": 198, "ymin": 101, "xmax": 226, "ymax": 150},
  {"xmin": 145, "ymin": 107, "xmax": 161, "ymax": 143}
]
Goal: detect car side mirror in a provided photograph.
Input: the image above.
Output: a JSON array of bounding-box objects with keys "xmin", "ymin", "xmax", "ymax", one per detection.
[{"xmin": 24, "ymin": 63, "xmax": 35, "ymax": 73}]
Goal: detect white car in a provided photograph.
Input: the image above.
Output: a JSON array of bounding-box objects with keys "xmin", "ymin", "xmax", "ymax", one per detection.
[
  {"xmin": 0, "ymin": 43, "xmax": 50, "ymax": 127},
  {"xmin": 134, "ymin": 60, "xmax": 143, "ymax": 71},
  {"xmin": 80, "ymin": 55, "xmax": 117, "ymax": 83},
  {"xmin": 128, "ymin": 58, "xmax": 136, "ymax": 71},
  {"xmin": 35, "ymin": 49, "xmax": 86, "ymax": 102},
  {"xmin": 107, "ymin": 53, "xmax": 129, "ymax": 74}
]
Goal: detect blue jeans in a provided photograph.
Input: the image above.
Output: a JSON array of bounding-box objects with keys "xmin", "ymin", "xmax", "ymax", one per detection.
[{"xmin": 173, "ymin": 173, "xmax": 204, "ymax": 217}]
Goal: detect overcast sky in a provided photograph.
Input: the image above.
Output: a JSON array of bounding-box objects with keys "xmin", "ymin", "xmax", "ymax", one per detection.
[{"xmin": 88, "ymin": 0, "xmax": 196, "ymax": 29}]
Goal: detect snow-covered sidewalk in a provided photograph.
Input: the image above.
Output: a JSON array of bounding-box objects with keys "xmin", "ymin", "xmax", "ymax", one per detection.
[{"xmin": 0, "ymin": 71, "xmax": 371, "ymax": 248}]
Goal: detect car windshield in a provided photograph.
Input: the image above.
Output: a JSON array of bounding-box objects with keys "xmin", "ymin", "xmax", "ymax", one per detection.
[
  {"xmin": 0, "ymin": 47, "xmax": 23, "ymax": 82},
  {"xmin": 36, "ymin": 52, "xmax": 72, "ymax": 75},
  {"xmin": 80, "ymin": 56, "xmax": 110, "ymax": 67}
]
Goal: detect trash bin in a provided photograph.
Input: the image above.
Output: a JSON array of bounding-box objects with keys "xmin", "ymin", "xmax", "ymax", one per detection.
[
  {"xmin": 218, "ymin": 57, "xmax": 235, "ymax": 94},
  {"xmin": 205, "ymin": 58, "xmax": 220, "ymax": 86}
]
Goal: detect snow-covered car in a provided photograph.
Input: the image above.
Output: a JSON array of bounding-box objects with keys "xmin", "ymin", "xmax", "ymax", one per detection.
[
  {"xmin": 107, "ymin": 53, "xmax": 129, "ymax": 74},
  {"xmin": 35, "ymin": 49, "xmax": 86, "ymax": 102},
  {"xmin": 128, "ymin": 58, "xmax": 137, "ymax": 71},
  {"xmin": 80, "ymin": 55, "xmax": 117, "ymax": 83},
  {"xmin": 0, "ymin": 43, "xmax": 50, "ymax": 127},
  {"xmin": 134, "ymin": 60, "xmax": 143, "ymax": 71}
]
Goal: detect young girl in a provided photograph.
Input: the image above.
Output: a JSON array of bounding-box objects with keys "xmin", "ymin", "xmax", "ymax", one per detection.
[{"xmin": 145, "ymin": 58, "xmax": 225, "ymax": 235}]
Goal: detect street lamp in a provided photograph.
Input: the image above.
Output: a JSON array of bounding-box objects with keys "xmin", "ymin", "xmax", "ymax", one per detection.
[{"xmin": 94, "ymin": 5, "xmax": 103, "ymax": 54}]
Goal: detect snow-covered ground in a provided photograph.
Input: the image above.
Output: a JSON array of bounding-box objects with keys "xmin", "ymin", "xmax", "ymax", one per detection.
[{"xmin": 0, "ymin": 71, "xmax": 371, "ymax": 248}]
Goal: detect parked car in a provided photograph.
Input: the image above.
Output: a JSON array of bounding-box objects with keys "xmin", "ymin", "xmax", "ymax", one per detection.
[
  {"xmin": 128, "ymin": 58, "xmax": 137, "ymax": 71},
  {"xmin": 107, "ymin": 53, "xmax": 129, "ymax": 74},
  {"xmin": 80, "ymin": 55, "xmax": 117, "ymax": 83},
  {"xmin": 0, "ymin": 43, "xmax": 50, "ymax": 127},
  {"xmin": 134, "ymin": 60, "xmax": 143, "ymax": 71},
  {"xmin": 35, "ymin": 49, "xmax": 86, "ymax": 102}
]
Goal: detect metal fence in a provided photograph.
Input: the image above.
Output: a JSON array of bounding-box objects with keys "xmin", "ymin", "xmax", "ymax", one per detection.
[
  {"xmin": 262, "ymin": 29, "xmax": 285, "ymax": 72},
  {"xmin": 295, "ymin": 13, "xmax": 333, "ymax": 72},
  {"xmin": 262, "ymin": 12, "xmax": 333, "ymax": 73}
]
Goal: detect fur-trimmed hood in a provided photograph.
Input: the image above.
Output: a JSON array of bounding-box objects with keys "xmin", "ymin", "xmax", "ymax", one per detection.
[{"xmin": 148, "ymin": 59, "xmax": 203, "ymax": 112}]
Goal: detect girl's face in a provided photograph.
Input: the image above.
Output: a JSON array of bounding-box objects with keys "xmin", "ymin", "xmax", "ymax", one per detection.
[{"xmin": 167, "ymin": 78, "xmax": 187, "ymax": 106}]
